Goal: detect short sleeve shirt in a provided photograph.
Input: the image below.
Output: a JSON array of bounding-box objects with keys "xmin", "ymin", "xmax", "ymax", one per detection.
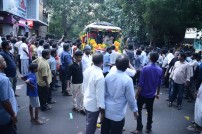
[
  {"xmin": 36, "ymin": 58, "xmax": 52, "ymax": 87},
  {"xmin": 24, "ymin": 72, "xmax": 38, "ymax": 97},
  {"xmin": 0, "ymin": 73, "xmax": 18, "ymax": 125},
  {"xmin": 48, "ymin": 56, "xmax": 56, "ymax": 71}
]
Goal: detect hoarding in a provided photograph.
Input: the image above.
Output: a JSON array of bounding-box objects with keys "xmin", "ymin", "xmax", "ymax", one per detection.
[{"xmin": 3, "ymin": 0, "xmax": 27, "ymax": 19}]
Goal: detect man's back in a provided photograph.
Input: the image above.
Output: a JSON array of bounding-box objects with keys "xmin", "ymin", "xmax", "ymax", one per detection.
[
  {"xmin": 105, "ymin": 70, "xmax": 137, "ymax": 121},
  {"xmin": 83, "ymin": 65, "xmax": 105, "ymax": 112},
  {"xmin": 139, "ymin": 64, "xmax": 163, "ymax": 98}
]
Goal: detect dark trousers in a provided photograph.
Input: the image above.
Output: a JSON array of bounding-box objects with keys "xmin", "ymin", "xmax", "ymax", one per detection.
[
  {"xmin": 18, "ymin": 55, "xmax": 21, "ymax": 74},
  {"xmin": 38, "ymin": 85, "xmax": 48, "ymax": 109},
  {"xmin": 0, "ymin": 120, "xmax": 17, "ymax": 134},
  {"xmin": 61, "ymin": 70, "xmax": 68, "ymax": 94},
  {"xmin": 168, "ymin": 79, "xmax": 174, "ymax": 98},
  {"xmin": 48, "ymin": 82, "xmax": 53, "ymax": 102},
  {"xmin": 85, "ymin": 110, "xmax": 100, "ymax": 134},
  {"xmin": 101, "ymin": 117, "xmax": 125, "ymax": 134},
  {"xmin": 169, "ymin": 82, "xmax": 185, "ymax": 106},
  {"xmin": 136, "ymin": 96, "xmax": 155, "ymax": 131}
]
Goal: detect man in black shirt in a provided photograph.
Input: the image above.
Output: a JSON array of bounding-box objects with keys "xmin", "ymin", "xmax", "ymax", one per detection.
[{"xmin": 67, "ymin": 50, "xmax": 86, "ymax": 115}]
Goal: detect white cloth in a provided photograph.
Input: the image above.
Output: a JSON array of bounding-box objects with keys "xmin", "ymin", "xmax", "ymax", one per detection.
[
  {"xmin": 110, "ymin": 50, "xmax": 120, "ymax": 64},
  {"xmin": 109, "ymin": 66, "xmax": 136, "ymax": 77},
  {"xmin": 83, "ymin": 65, "xmax": 105, "ymax": 112},
  {"xmin": 166, "ymin": 53, "xmax": 174, "ymax": 64},
  {"xmin": 10, "ymin": 43, "xmax": 14, "ymax": 54},
  {"xmin": 81, "ymin": 53, "xmax": 92, "ymax": 72},
  {"xmin": 170, "ymin": 61, "xmax": 191, "ymax": 84},
  {"xmin": 71, "ymin": 83, "xmax": 83, "ymax": 110},
  {"xmin": 140, "ymin": 51, "xmax": 147, "ymax": 66},
  {"xmin": 195, "ymin": 83, "xmax": 202, "ymax": 126},
  {"xmin": 15, "ymin": 41, "xmax": 22, "ymax": 55},
  {"xmin": 20, "ymin": 43, "xmax": 29, "ymax": 59},
  {"xmin": 37, "ymin": 46, "xmax": 44, "ymax": 57},
  {"xmin": 189, "ymin": 59, "xmax": 198, "ymax": 77}
]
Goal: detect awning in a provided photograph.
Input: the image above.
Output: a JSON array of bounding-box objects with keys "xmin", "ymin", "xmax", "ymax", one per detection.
[
  {"xmin": 27, "ymin": 19, "xmax": 48, "ymax": 26},
  {"xmin": 85, "ymin": 22, "xmax": 121, "ymax": 31}
]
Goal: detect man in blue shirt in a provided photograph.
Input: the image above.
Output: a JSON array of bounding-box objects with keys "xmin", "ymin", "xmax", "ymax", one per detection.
[
  {"xmin": 60, "ymin": 43, "xmax": 72, "ymax": 96},
  {"xmin": 0, "ymin": 41, "xmax": 18, "ymax": 96},
  {"xmin": 101, "ymin": 55, "xmax": 138, "ymax": 134},
  {"xmin": 0, "ymin": 55, "xmax": 18, "ymax": 133},
  {"xmin": 103, "ymin": 47, "xmax": 112, "ymax": 77},
  {"xmin": 134, "ymin": 52, "xmax": 163, "ymax": 134}
]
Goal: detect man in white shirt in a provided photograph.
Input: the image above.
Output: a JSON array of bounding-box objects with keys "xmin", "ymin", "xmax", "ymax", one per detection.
[
  {"xmin": 101, "ymin": 55, "xmax": 138, "ymax": 134},
  {"xmin": 82, "ymin": 45, "xmax": 92, "ymax": 72},
  {"xmin": 15, "ymin": 37, "xmax": 22, "ymax": 74},
  {"xmin": 83, "ymin": 53, "xmax": 105, "ymax": 134},
  {"xmin": 20, "ymin": 37, "xmax": 29, "ymax": 76},
  {"xmin": 37, "ymin": 40, "xmax": 44, "ymax": 57},
  {"xmin": 110, "ymin": 45, "xmax": 120, "ymax": 65},
  {"xmin": 168, "ymin": 52, "xmax": 191, "ymax": 110},
  {"xmin": 140, "ymin": 45, "xmax": 147, "ymax": 67}
]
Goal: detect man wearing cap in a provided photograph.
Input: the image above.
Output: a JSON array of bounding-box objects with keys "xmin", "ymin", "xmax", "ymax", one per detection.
[
  {"xmin": 82, "ymin": 45, "xmax": 92, "ymax": 72},
  {"xmin": 67, "ymin": 50, "xmax": 86, "ymax": 115}
]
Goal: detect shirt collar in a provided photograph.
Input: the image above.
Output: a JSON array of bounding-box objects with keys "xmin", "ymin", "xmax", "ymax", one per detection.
[
  {"xmin": 93, "ymin": 65, "xmax": 101, "ymax": 70},
  {"xmin": 0, "ymin": 72, "xmax": 6, "ymax": 76}
]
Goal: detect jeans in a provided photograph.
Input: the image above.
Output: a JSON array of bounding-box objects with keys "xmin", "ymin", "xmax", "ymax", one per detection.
[
  {"xmin": 168, "ymin": 79, "xmax": 174, "ymax": 99},
  {"xmin": 101, "ymin": 117, "xmax": 125, "ymax": 134},
  {"xmin": 38, "ymin": 85, "xmax": 48, "ymax": 109},
  {"xmin": 61, "ymin": 69, "xmax": 68, "ymax": 94},
  {"xmin": 0, "ymin": 120, "xmax": 17, "ymax": 134},
  {"xmin": 136, "ymin": 95, "xmax": 155, "ymax": 131},
  {"xmin": 48, "ymin": 82, "xmax": 53, "ymax": 102},
  {"xmin": 169, "ymin": 82, "xmax": 185, "ymax": 106},
  {"xmin": 85, "ymin": 110, "xmax": 100, "ymax": 134},
  {"xmin": 8, "ymin": 76, "xmax": 17, "ymax": 93}
]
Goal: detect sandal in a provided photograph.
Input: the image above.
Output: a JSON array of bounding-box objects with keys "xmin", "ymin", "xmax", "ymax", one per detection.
[{"xmin": 145, "ymin": 129, "xmax": 152, "ymax": 133}]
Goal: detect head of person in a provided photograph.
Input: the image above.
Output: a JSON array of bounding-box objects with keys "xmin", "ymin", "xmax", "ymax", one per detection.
[
  {"xmin": 11, "ymin": 38, "xmax": 17, "ymax": 44},
  {"xmin": 115, "ymin": 55, "xmax": 129, "ymax": 72},
  {"xmin": 0, "ymin": 55, "xmax": 7, "ymax": 70},
  {"xmin": 136, "ymin": 49, "xmax": 142, "ymax": 55},
  {"xmin": 140, "ymin": 45, "xmax": 145, "ymax": 51},
  {"xmin": 42, "ymin": 49, "xmax": 50, "ymax": 60},
  {"xmin": 1, "ymin": 41, "xmax": 12, "ymax": 51},
  {"xmin": 25, "ymin": 22, "xmax": 28, "ymax": 25},
  {"xmin": 84, "ymin": 45, "xmax": 91, "ymax": 55},
  {"xmin": 74, "ymin": 50, "xmax": 83, "ymax": 62},
  {"xmin": 22, "ymin": 37, "xmax": 26, "ymax": 43},
  {"xmin": 43, "ymin": 43, "xmax": 50, "ymax": 49},
  {"xmin": 111, "ymin": 45, "xmax": 115, "ymax": 51},
  {"xmin": 191, "ymin": 53, "xmax": 199, "ymax": 60},
  {"xmin": 34, "ymin": 41, "xmax": 39, "ymax": 47},
  {"xmin": 106, "ymin": 46, "xmax": 112, "ymax": 54},
  {"xmin": 92, "ymin": 53, "xmax": 103, "ymax": 67},
  {"xmin": 77, "ymin": 42, "xmax": 82, "ymax": 49},
  {"xmin": 29, "ymin": 63, "xmax": 38, "ymax": 73},
  {"xmin": 63, "ymin": 43, "xmax": 70, "ymax": 51},
  {"xmin": 169, "ymin": 49, "xmax": 174, "ymax": 54},
  {"xmin": 128, "ymin": 44, "xmax": 133, "ymax": 50},
  {"xmin": 50, "ymin": 48, "xmax": 57, "ymax": 57},
  {"xmin": 174, "ymin": 51, "xmax": 180, "ymax": 57},
  {"xmin": 178, "ymin": 52, "xmax": 186, "ymax": 62},
  {"xmin": 150, "ymin": 52, "xmax": 159, "ymax": 63},
  {"xmin": 52, "ymin": 43, "xmax": 58, "ymax": 50},
  {"xmin": 39, "ymin": 40, "xmax": 44, "ymax": 46}
]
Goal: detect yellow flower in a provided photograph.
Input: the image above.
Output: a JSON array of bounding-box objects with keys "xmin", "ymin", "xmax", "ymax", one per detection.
[{"xmin": 114, "ymin": 41, "xmax": 120, "ymax": 47}]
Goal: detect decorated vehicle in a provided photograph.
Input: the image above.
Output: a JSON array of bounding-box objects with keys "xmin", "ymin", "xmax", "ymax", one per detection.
[{"xmin": 80, "ymin": 21, "xmax": 122, "ymax": 53}]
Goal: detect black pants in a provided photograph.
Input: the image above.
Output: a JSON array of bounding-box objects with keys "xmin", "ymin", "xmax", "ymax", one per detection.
[
  {"xmin": 47, "ymin": 82, "xmax": 53, "ymax": 102},
  {"xmin": 61, "ymin": 70, "xmax": 68, "ymax": 94},
  {"xmin": 38, "ymin": 85, "xmax": 48, "ymax": 109},
  {"xmin": 0, "ymin": 120, "xmax": 17, "ymax": 134},
  {"xmin": 18, "ymin": 55, "xmax": 21, "ymax": 74},
  {"xmin": 136, "ymin": 96, "xmax": 155, "ymax": 131},
  {"xmin": 101, "ymin": 117, "xmax": 125, "ymax": 134}
]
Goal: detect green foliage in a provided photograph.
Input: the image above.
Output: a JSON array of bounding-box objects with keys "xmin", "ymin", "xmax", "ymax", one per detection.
[{"xmin": 47, "ymin": 0, "xmax": 202, "ymax": 47}]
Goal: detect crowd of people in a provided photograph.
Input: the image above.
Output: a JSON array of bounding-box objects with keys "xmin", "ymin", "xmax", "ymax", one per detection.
[{"xmin": 0, "ymin": 33, "xmax": 202, "ymax": 134}]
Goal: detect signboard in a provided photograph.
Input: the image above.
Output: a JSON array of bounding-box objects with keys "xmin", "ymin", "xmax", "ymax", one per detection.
[{"xmin": 3, "ymin": 0, "xmax": 27, "ymax": 19}]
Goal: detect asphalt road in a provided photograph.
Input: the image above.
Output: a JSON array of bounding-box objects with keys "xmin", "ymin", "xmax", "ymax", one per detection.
[{"xmin": 15, "ymin": 78, "xmax": 199, "ymax": 134}]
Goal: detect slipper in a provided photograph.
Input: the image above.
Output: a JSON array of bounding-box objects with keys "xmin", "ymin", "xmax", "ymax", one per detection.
[{"xmin": 131, "ymin": 130, "xmax": 142, "ymax": 134}]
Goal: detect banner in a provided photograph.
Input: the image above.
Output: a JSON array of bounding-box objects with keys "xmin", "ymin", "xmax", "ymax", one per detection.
[{"xmin": 3, "ymin": 0, "xmax": 27, "ymax": 19}]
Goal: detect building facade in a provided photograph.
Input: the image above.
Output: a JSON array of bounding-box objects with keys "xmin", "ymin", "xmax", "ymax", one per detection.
[{"xmin": 0, "ymin": 0, "xmax": 48, "ymax": 37}]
